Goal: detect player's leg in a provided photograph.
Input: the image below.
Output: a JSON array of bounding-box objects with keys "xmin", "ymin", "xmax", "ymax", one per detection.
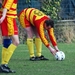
[
  {"xmin": 2, "ymin": 37, "xmax": 12, "ymax": 64},
  {"xmin": 31, "ymin": 26, "xmax": 42, "ymax": 57},
  {"xmin": 0, "ymin": 17, "xmax": 19, "ymax": 73},
  {"xmin": 0, "ymin": 35, "xmax": 19, "ymax": 73},
  {"xmin": 19, "ymin": 16, "xmax": 35, "ymax": 61},
  {"xmin": 25, "ymin": 27, "xmax": 35, "ymax": 61},
  {"xmin": 4, "ymin": 35, "xmax": 19, "ymax": 64},
  {"xmin": 33, "ymin": 27, "xmax": 49, "ymax": 60},
  {"xmin": 35, "ymin": 38, "xmax": 42, "ymax": 56}
]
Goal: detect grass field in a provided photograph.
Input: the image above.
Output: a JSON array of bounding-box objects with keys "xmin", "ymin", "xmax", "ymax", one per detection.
[{"xmin": 0, "ymin": 43, "xmax": 75, "ymax": 75}]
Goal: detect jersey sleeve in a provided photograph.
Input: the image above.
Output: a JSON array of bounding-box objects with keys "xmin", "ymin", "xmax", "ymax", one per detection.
[
  {"xmin": 36, "ymin": 21, "xmax": 50, "ymax": 47},
  {"xmin": 2, "ymin": 0, "xmax": 14, "ymax": 10},
  {"xmin": 48, "ymin": 28, "xmax": 57, "ymax": 46}
]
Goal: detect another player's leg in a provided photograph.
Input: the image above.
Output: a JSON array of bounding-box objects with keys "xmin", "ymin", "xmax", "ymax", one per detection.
[
  {"xmin": 35, "ymin": 38, "xmax": 42, "ymax": 57},
  {"xmin": 0, "ymin": 35, "xmax": 19, "ymax": 73},
  {"xmin": 33, "ymin": 28, "xmax": 49, "ymax": 61},
  {"xmin": 0, "ymin": 38, "xmax": 16, "ymax": 73},
  {"xmin": 25, "ymin": 27, "xmax": 36, "ymax": 61},
  {"xmin": 35, "ymin": 38, "xmax": 49, "ymax": 60},
  {"xmin": 27, "ymin": 38, "xmax": 35, "ymax": 61},
  {"xmin": 0, "ymin": 14, "xmax": 19, "ymax": 73},
  {"xmin": 0, "ymin": 44, "xmax": 17, "ymax": 73},
  {"xmin": 0, "ymin": 38, "xmax": 13, "ymax": 73},
  {"xmin": 1, "ymin": 38, "xmax": 12, "ymax": 64},
  {"xmin": 2, "ymin": 38, "xmax": 12, "ymax": 63}
]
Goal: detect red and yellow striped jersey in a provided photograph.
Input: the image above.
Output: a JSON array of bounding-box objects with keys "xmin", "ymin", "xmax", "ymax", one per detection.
[
  {"xmin": 0, "ymin": 0, "xmax": 18, "ymax": 18},
  {"xmin": 18, "ymin": 8, "xmax": 57, "ymax": 47}
]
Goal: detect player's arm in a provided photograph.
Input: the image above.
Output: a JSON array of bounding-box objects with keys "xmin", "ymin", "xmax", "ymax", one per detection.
[
  {"xmin": 36, "ymin": 21, "xmax": 50, "ymax": 47},
  {"xmin": 0, "ymin": 0, "xmax": 14, "ymax": 23},
  {"xmin": 37, "ymin": 22, "xmax": 57, "ymax": 55},
  {"xmin": 0, "ymin": 8, "xmax": 7, "ymax": 23},
  {"xmin": 48, "ymin": 28, "xmax": 59, "ymax": 51}
]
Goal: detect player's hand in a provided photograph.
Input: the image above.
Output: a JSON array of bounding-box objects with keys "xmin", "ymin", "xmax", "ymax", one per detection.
[
  {"xmin": 48, "ymin": 46, "xmax": 57, "ymax": 55},
  {"xmin": 54, "ymin": 46, "xmax": 60, "ymax": 51}
]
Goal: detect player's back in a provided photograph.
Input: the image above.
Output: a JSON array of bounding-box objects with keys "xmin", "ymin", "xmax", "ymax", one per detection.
[{"xmin": 25, "ymin": 8, "xmax": 46, "ymax": 25}]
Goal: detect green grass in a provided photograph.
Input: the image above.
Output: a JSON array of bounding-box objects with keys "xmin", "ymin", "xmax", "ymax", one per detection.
[{"xmin": 0, "ymin": 43, "xmax": 75, "ymax": 75}]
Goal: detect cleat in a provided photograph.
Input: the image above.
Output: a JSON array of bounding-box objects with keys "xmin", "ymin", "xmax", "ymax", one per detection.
[
  {"xmin": 0, "ymin": 65, "xmax": 15, "ymax": 73},
  {"xmin": 30, "ymin": 57, "xmax": 36, "ymax": 61},
  {"xmin": 35, "ymin": 55, "xmax": 49, "ymax": 60}
]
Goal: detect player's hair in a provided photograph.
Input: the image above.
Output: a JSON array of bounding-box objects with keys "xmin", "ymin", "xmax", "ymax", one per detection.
[{"xmin": 45, "ymin": 19, "xmax": 54, "ymax": 28}]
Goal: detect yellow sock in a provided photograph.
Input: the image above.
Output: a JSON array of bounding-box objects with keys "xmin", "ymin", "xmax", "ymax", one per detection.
[
  {"xmin": 27, "ymin": 39, "xmax": 34, "ymax": 57},
  {"xmin": 1, "ymin": 47, "xmax": 7, "ymax": 64},
  {"xmin": 2, "ymin": 44, "xmax": 17, "ymax": 64},
  {"xmin": 35, "ymin": 38, "xmax": 42, "ymax": 57}
]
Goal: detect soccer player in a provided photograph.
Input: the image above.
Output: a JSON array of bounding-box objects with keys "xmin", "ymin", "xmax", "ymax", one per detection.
[
  {"xmin": 18, "ymin": 8, "xmax": 60, "ymax": 61},
  {"xmin": 0, "ymin": 0, "xmax": 19, "ymax": 73}
]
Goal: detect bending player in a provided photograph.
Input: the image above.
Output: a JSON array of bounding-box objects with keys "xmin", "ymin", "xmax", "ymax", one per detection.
[{"xmin": 18, "ymin": 8, "xmax": 59, "ymax": 61}]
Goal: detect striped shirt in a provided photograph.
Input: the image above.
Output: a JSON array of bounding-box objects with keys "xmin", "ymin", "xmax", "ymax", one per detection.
[{"xmin": 0, "ymin": 0, "xmax": 18, "ymax": 18}]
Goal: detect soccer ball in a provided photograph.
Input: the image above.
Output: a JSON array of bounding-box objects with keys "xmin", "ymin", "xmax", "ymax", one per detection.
[{"xmin": 55, "ymin": 51, "xmax": 65, "ymax": 61}]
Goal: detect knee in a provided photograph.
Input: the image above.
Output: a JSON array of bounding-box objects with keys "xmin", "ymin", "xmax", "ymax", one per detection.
[
  {"xmin": 12, "ymin": 40, "xmax": 20, "ymax": 46},
  {"xmin": 16, "ymin": 41, "xmax": 20, "ymax": 46}
]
